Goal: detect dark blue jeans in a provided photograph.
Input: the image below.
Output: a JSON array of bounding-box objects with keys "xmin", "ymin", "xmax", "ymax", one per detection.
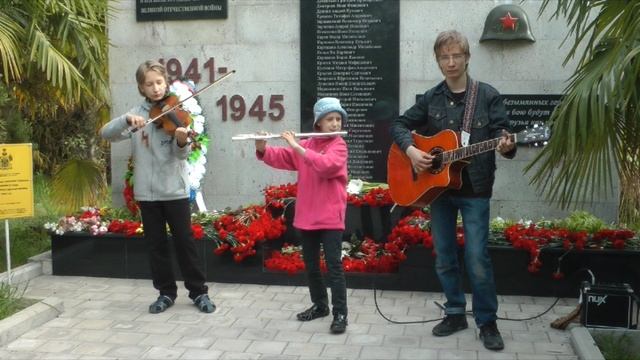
[
  {"xmin": 430, "ymin": 194, "xmax": 498, "ymax": 326},
  {"xmin": 300, "ymin": 229, "xmax": 348, "ymax": 316}
]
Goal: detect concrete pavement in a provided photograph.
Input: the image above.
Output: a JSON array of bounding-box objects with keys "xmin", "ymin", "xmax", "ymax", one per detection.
[{"xmin": 0, "ymin": 271, "xmax": 580, "ymax": 359}]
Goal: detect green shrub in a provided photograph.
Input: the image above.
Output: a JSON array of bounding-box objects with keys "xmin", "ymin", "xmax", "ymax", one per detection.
[
  {"xmin": 0, "ymin": 282, "xmax": 34, "ymax": 321},
  {"xmin": 596, "ymin": 333, "xmax": 640, "ymax": 360}
]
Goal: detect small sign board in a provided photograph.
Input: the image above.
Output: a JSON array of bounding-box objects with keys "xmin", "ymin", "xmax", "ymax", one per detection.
[
  {"xmin": 414, "ymin": 93, "xmax": 562, "ymax": 133},
  {"xmin": 0, "ymin": 143, "xmax": 34, "ymax": 220},
  {"xmin": 136, "ymin": 0, "xmax": 228, "ymax": 22},
  {"xmin": 502, "ymin": 94, "xmax": 562, "ymax": 133}
]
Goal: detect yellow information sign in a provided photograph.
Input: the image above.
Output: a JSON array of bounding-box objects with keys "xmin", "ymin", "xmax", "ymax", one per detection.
[{"xmin": 0, "ymin": 143, "xmax": 34, "ymax": 219}]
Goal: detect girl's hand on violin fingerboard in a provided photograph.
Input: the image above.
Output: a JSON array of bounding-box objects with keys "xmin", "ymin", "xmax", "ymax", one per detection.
[
  {"xmin": 174, "ymin": 127, "xmax": 189, "ymax": 147},
  {"xmin": 126, "ymin": 114, "xmax": 146, "ymax": 128}
]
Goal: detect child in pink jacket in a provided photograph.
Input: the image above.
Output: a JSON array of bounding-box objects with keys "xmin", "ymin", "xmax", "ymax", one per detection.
[{"xmin": 255, "ymin": 97, "xmax": 349, "ymax": 334}]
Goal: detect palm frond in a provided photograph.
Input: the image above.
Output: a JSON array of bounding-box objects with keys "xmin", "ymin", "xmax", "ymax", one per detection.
[
  {"xmin": 27, "ymin": 25, "xmax": 87, "ymax": 103},
  {"xmin": 0, "ymin": 12, "xmax": 24, "ymax": 81},
  {"xmin": 51, "ymin": 159, "xmax": 107, "ymax": 213},
  {"xmin": 531, "ymin": 0, "xmax": 640, "ymax": 221}
]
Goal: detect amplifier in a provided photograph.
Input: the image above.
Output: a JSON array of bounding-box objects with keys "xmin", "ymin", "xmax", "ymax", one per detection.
[{"xmin": 580, "ymin": 281, "xmax": 639, "ymax": 329}]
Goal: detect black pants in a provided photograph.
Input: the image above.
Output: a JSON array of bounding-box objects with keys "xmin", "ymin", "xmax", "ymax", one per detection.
[
  {"xmin": 139, "ymin": 199, "xmax": 207, "ymax": 300},
  {"xmin": 300, "ymin": 229, "xmax": 348, "ymax": 316}
]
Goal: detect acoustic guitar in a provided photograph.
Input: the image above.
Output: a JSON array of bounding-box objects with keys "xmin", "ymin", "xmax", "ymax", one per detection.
[{"xmin": 387, "ymin": 126, "xmax": 549, "ymax": 207}]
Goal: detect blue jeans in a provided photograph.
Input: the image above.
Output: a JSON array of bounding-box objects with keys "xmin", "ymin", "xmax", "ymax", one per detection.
[{"xmin": 430, "ymin": 194, "xmax": 498, "ymax": 326}]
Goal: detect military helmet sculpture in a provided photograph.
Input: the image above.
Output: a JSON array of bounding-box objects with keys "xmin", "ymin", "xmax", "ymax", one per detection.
[{"xmin": 480, "ymin": 4, "xmax": 535, "ymax": 42}]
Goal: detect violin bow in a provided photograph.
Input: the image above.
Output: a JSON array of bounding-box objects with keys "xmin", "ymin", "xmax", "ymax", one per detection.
[{"xmin": 124, "ymin": 70, "xmax": 236, "ymax": 134}]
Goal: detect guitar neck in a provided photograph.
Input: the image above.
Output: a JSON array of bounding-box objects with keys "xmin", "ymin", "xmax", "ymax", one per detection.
[{"xmin": 442, "ymin": 133, "xmax": 515, "ymax": 164}]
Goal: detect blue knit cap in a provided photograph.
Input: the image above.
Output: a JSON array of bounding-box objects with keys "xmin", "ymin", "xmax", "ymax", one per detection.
[{"xmin": 313, "ymin": 97, "xmax": 348, "ymax": 127}]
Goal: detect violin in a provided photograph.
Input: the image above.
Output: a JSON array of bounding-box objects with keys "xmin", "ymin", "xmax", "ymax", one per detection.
[
  {"xmin": 150, "ymin": 94, "xmax": 191, "ymax": 136},
  {"xmin": 123, "ymin": 70, "xmax": 235, "ymax": 135}
]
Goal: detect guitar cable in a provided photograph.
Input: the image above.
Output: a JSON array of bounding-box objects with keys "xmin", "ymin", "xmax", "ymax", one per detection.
[
  {"xmin": 373, "ymin": 208, "xmax": 594, "ymax": 324},
  {"xmin": 371, "ymin": 267, "xmax": 595, "ymax": 324}
]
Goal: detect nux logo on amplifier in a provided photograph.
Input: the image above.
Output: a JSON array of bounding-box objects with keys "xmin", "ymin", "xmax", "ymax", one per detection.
[
  {"xmin": 580, "ymin": 281, "xmax": 639, "ymax": 329},
  {"xmin": 587, "ymin": 294, "xmax": 607, "ymax": 306}
]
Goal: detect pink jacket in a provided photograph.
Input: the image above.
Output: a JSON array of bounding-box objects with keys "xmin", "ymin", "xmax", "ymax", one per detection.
[{"xmin": 257, "ymin": 136, "xmax": 348, "ymax": 230}]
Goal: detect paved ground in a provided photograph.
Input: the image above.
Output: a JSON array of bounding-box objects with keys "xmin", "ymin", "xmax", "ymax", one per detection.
[{"xmin": 0, "ymin": 275, "xmax": 579, "ymax": 359}]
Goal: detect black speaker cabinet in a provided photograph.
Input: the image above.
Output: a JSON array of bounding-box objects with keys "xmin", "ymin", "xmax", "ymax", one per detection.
[{"xmin": 580, "ymin": 282, "xmax": 638, "ymax": 329}]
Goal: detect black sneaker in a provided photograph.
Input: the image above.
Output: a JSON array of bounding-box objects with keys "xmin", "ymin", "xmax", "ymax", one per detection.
[
  {"xmin": 479, "ymin": 321, "xmax": 504, "ymax": 351},
  {"xmin": 330, "ymin": 314, "xmax": 348, "ymax": 334},
  {"xmin": 432, "ymin": 314, "xmax": 468, "ymax": 336},
  {"xmin": 296, "ymin": 304, "xmax": 330, "ymax": 321}
]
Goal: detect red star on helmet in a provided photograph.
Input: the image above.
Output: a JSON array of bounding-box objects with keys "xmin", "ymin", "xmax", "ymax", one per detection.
[{"xmin": 500, "ymin": 11, "xmax": 519, "ymax": 31}]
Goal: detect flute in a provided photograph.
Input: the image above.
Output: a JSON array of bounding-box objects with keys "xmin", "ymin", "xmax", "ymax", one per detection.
[{"xmin": 232, "ymin": 131, "xmax": 347, "ymax": 141}]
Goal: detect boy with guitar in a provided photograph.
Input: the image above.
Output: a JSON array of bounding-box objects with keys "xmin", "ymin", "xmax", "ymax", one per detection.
[{"xmin": 389, "ymin": 30, "xmax": 515, "ymax": 351}]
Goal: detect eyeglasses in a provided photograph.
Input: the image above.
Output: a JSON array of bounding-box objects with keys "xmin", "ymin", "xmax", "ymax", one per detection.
[{"xmin": 437, "ymin": 54, "xmax": 466, "ymax": 63}]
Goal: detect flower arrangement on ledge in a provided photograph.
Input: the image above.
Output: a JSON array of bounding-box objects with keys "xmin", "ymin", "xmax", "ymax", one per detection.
[
  {"xmin": 44, "ymin": 207, "xmax": 139, "ymax": 236},
  {"xmin": 45, "ymin": 204, "xmax": 286, "ymax": 263},
  {"xmin": 262, "ymin": 204, "xmax": 639, "ymax": 276},
  {"xmin": 192, "ymin": 205, "xmax": 285, "ymax": 262},
  {"xmin": 495, "ymin": 212, "xmax": 638, "ymax": 276},
  {"xmin": 394, "ymin": 209, "xmax": 639, "ymax": 277},
  {"xmin": 264, "ymin": 235, "xmax": 408, "ymax": 274},
  {"xmin": 45, "ymin": 181, "xmax": 638, "ymax": 275},
  {"xmin": 346, "ymin": 179, "xmax": 394, "ymax": 207},
  {"xmin": 262, "ymin": 183, "xmax": 297, "ymax": 209},
  {"xmin": 261, "ymin": 180, "xmax": 394, "ymax": 208}
]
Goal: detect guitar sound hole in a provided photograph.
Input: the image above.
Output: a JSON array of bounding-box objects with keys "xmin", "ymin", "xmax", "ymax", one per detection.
[{"xmin": 430, "ymin": 149, "xmax": 444, "ymax": 174}]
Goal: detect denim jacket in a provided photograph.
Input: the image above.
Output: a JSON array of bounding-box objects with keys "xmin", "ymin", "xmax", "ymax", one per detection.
[{"xmin": 390, "ymin": 78, "xmax": 515, "ymax": 195}]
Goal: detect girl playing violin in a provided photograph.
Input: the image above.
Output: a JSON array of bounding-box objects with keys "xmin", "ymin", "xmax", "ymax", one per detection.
[
  {"xmin": 101, "ymin": 60, "xmax": 215, "ymax": 314},
  {"xmin": 255, "ymin": 97, "xmax": 349, "ymax": 334}
]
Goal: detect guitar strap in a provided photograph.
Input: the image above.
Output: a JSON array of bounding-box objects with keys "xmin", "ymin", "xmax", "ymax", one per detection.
[{"xmin": 460, "ymin": 78, "xmax": 479, "ymax": 146}]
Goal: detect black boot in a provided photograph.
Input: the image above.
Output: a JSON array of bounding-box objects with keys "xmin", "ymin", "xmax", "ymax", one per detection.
[
  {"xmin": 432, "ymin": 314, "xmax": 468, "ymax": 336},
  {"xmin": 330, "ymin": 314, "xmax": 348, "ymax": 334},
  {"xmin": 479, "ymin": 321, "xmax": 504, "ymax": 350}
]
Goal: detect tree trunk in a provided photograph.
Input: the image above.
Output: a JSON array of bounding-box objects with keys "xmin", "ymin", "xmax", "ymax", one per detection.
[
  {"xmin": 618, "ymin": 166, "xmax": 640, "ymax": 230},
  {"xmin": 617, "ymin": 105, "xmax": 640, "ymax": 230}
]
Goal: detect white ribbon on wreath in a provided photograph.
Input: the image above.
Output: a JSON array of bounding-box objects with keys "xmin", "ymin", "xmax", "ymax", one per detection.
[{"xmin": 170, "ymin": 79, "xmax": 209, "ymax": 211}]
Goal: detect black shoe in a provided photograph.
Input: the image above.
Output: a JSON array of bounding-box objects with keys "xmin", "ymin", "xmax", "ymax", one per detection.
[
  {"xmin": 296, "ymin": 304, "xmax": 330, "ymax": 321},
  {"xmin": 432, "ymin": 314, "xmax": 468, "ymax": 336},
  {"xmin": 330, "ymin": 314, "xmax": 348, "ymax": 334},
  {"xmin": 479, "ymin": 321, "xmax": 504, "ymax": 351}
]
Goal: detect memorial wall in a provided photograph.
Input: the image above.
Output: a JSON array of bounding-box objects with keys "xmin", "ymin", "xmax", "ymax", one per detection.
[
  {"xmin": 107, "ymin": 0, "xmax": 619, "ymax": 221},
  {"xmin": 301, "ymin": 0, "xmax": 398, "ymax": 182}
]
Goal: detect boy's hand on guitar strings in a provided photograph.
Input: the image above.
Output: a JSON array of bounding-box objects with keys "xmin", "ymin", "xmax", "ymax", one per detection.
[
  {"xmin": 406, "ymin": 145, "xmax": 434, "ymax": 173},
  {"xmin": 496, "ymin": 130, "xmax": 515, "ymax": 154}
]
